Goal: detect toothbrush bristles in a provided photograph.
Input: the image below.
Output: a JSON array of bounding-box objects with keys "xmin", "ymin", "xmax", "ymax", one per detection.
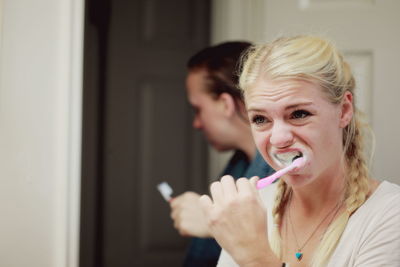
[{"xmin": 292, "ymin": 154, "xmax": 303, "ymax": 161}]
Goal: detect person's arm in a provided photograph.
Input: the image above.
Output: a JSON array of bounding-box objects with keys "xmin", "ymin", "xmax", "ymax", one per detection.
[
  {"xmin": 199, "ymin": 175, "xmax": 282, "ymax": 267},
  {"xmin": 170, "ymin": 191, "xmax": 211, "ymax": 238}
]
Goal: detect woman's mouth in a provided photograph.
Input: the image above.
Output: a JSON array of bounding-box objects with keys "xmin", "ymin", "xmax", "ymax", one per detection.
[{"xmin": 273, "ymin": 151, "xmax": 303, "ymax": 167}]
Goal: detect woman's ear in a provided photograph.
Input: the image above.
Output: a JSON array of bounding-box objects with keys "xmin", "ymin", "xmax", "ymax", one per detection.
[
  {"xmin": 218, "ymin": 93, "xmax": 236, "ymax": 117},
  {"xmin": 339, "ymin": 91, "xmax": 354, "ymax": 128}
]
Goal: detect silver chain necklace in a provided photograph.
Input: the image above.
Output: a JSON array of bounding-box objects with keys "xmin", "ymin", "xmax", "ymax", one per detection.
[{"xmin": 287, "ymin": 191, "xmax": 342, "ymax": 261}]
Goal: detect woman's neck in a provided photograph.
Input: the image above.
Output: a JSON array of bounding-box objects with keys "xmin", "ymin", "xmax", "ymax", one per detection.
[{"xmin": 291, "ymin": 168, "xmax": 347, "ymax": 215}]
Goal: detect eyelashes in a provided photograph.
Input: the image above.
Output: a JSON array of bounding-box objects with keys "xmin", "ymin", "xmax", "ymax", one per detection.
[
  {"xmin": 250, "ymin": 109, "xmax": 313, "ymax": 127},
  {"xmin": 291, "ymin": 109, "xmax": 312, "ymax": 119},
  {"xmin": 251, "ymin": 115, "xmax": 269, "ymax": 125}
]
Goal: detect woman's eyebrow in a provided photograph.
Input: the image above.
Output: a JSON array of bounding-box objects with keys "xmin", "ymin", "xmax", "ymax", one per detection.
[
  {"xmin": 247, "ymin": 102, "xmax": 314, "ymax": 113},
  {"xmin": 246, "ymin": 107, "xmax": 264, "ymax": 113},
  {"xmin": 285, "ymin": 102, "xmax": 314, "ymax": 110}
]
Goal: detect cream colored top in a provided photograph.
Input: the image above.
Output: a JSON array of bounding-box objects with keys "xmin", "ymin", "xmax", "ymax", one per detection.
[{"xmin": 217, "ymin": 181, "xmax": 400, "ymax": 267}]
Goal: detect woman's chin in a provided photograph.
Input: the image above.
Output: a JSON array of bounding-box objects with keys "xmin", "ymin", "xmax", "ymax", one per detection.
[{"xmin": 283, "ymin": 173, "xmax": 311, "ymax": 187}]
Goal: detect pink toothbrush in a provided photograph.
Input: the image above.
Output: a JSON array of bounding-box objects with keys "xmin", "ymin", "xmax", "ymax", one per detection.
[{"xmin": 256, "ymin": 157, "xmax": 306, "ymax": 189}]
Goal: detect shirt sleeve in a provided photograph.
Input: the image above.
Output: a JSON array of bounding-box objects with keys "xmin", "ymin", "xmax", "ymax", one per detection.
[{"xmin": 217, "ymin": 249, "xmax": 239, "ymax": 267}]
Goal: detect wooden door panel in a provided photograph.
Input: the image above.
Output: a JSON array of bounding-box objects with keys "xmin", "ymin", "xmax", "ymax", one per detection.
[{"xmin": 81, "ymin": 0, "xmax": 210, "ymax": 266}]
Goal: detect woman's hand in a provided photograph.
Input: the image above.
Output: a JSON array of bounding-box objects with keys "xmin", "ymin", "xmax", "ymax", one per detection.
[
  {"xmin": 199, "ymin": 175, "xmax": 278, "ymax": 266},
  {"xmin": 170, "ymin": 191, "xmax": 211, "ymax": 237}
]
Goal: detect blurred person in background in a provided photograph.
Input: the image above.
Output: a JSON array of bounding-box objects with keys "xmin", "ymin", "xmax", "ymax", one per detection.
[{"xmin": 169, "ymin": 41, "xmax": 274, "ymax": 267}]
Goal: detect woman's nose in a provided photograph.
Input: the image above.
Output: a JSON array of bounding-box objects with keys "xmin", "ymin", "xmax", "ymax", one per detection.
[
  {"xmin": 269, "ymin": 121, "xmax": 294, "ymax": 148},
  {"xmin": 192, "ymin": 116, "xmax": 202, "ymax": 129}
]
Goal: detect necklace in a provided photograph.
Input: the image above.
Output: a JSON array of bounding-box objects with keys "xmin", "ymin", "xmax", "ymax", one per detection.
[{"xmin": 287, "ymin": 192, "xmax": 342, "ymax": 261}]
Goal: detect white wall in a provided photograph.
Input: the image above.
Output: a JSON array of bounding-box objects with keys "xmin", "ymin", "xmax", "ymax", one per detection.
[
  {"xmin": 0, "ymin": 0, "xmax": 84, "ymax": 266},
  {"xmin": 208, "ymin": 0, "xmax": 266, "ymax": 180}
]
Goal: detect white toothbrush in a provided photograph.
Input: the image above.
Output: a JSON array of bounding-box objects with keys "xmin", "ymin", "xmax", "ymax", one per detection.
[{"xmin": 157, "ymin": 181, "xmax": 173, "ymax": 202}]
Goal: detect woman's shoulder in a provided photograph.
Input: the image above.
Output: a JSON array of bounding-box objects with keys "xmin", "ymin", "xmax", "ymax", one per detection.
[
  {"xmin": 356, "ymin": 180, "xmax": 400, "ymax": 217},
  {"xmin": 330, "ymin": 180, "xmax": 400, "ymax": 266},
  {"xmin": 370, "ymin": 180, "xmax": 400, "ymax": 202}
]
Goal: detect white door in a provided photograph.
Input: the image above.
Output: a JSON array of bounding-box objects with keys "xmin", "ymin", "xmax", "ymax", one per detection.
[{"xmin": 212, "ymin": 0, "xmax": 400, "ymax": 184}]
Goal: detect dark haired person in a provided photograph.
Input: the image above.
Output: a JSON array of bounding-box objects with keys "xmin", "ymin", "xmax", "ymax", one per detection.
[{"xmin": 169, "ymin": 42, "xmax": 273, "ymax": 266}]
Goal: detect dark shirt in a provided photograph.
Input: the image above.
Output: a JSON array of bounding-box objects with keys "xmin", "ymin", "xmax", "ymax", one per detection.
[{"xmin": 183, "ymin": 150, "xmax": 274, "ymax": 267}]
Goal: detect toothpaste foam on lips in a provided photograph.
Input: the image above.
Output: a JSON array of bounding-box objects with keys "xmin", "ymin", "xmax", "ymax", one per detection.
[{"xmin": 273, "ymin": 150, "xmax": 303, "ymax": 167}]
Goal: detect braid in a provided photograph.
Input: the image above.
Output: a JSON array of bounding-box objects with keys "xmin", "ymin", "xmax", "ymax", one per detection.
[
  {"xmin": 344, "ymin": 115, "xmax": 370, "ymax": 214},
  {"xmin": 312, "ymin": 114, "xmax": 371, "ymax": 266},
  {"xmin": 270, "ymin": 179, "xmax": 290, "ymax": 258}
]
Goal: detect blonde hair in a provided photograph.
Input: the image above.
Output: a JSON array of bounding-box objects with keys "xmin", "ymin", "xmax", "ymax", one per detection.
[{"xmin": 239, "ymin": 36, "xmax": 371, "ymax": 266}]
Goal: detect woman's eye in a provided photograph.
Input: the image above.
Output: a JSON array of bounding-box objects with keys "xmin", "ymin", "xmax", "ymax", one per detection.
[
  {"xmin": 291, "ymin": 109, "xmax": 311, "ymax": 119},
  {"xmin": 251, "ymin": 115, "xmax": 267, "ymax": 125}
]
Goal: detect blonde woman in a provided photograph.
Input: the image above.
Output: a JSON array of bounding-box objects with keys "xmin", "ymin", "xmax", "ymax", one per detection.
[{"xmin": 199, "ymin": 36, "xmax": 400, "ymax": 267}]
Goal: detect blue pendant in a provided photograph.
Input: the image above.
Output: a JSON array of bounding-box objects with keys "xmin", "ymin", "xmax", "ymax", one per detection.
[{"xmin": 295, "ymin": 252, "xmax": 303, "ymax": 261}]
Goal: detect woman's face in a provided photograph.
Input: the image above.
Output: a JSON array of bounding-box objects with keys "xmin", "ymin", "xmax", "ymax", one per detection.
[
  {"xmin": 186, "ymin": 70, "xmax": 232, "ymax": 151},
  {"xmin": 246, "ymin": 78, "xmax": 352, "ymax": 186}
]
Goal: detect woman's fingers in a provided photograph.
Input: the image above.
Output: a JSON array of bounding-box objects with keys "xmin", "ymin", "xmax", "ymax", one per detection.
[
  {"xmin": 209, "ymin": 175, "xmax": 258, "ymax": 204},
  {"xmin": 220, "ymin": 175, "xmax": 237, "ymax": 201},
  {"xmin": 249, "ymin": 176, "xmax": 260, "ymax": 186},
  {"xmin": 249, "ymin": 176, "xmax": 260, "ymax": 193},
  {"xmin": 236, "ymin": 177, "xmax": 255, "ymax": 195},
  {"xmin": 199, "ymin": 194, "xmax": 213, "ymax": 216},
  {"xmin": 210, "ymin": 175, "xmax": 238, "ymax": 204},
  {"xmin": 203, "ymin": 175, "xmax": 260, "ymax": 213},
  {"xmin": 235, "ymin": 176, "xmax": 260, "ymax": 195},
  {"xmin": 209, "ymin": 180, "xmax": 224, "ymax": 205}
]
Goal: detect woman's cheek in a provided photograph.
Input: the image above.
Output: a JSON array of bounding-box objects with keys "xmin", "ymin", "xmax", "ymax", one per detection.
[
  {"xmin": 252, "ymin": 130, "xmax": 267, "ymax": 151},
  {"xmin": 253, "ymin": 131, "xmax": 276, "ymax": 168}
]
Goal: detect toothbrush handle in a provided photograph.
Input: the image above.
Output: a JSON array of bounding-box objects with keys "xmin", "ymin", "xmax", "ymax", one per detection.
[
  {"xmin": 256, "ymin": 165, "xmax": 294, "ymax": 189},
  {"xmin": 256, "ymin": 172, "xmax": 281, "ymax": 189}
]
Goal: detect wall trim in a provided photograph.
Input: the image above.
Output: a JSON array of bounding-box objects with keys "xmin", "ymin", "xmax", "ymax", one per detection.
[{"xmin": 64, "ymin": 0, "xmax": 84, "ymax": 266}]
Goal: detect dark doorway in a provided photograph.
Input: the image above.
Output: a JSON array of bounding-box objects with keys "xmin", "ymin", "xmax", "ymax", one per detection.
[{"xmin": 80, "ymin": 0, "xmax": 211, "ymax": 266}]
